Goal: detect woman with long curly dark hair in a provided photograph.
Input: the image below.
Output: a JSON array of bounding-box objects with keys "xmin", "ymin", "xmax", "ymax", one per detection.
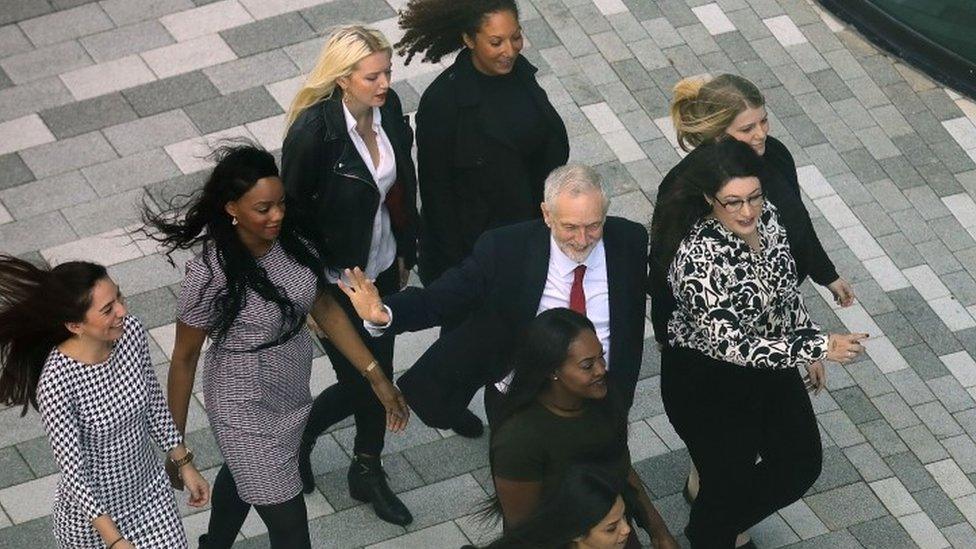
[
  {"xmin": 143, "ymin": 142, "xmax": 409, "ymax": 548},
  {"xmin": 396, "ymin": 0, "xmax": 569, "ymax": 286},
  {"xmin": 0, "ymin": 256, "xmax": 209, "ymax": 548}
]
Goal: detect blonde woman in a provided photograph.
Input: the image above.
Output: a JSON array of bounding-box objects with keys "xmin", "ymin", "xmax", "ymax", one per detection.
[
  {"xmin": 648, "ymin": 74, "xmax": 855, "ymax": 548},
  {"xmin": 281, "ymin": 25, "xmax": 418, "ymax": 526}
]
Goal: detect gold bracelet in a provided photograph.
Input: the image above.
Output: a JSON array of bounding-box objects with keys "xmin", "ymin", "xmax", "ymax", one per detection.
[
  {"xmin": 361, "ymin": 361, "xmax": 378, "ymax": 377},
  {"xmin": 169, "ymin": 447, "xmax": 194, "ymax": 468}
]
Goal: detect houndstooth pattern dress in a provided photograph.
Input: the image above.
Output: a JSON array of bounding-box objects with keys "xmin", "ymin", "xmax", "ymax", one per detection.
[
  {"xmin": 37, "ymin": 315, "xmax": 187, "ymax": 548},
  {"xmin": 177, "ymin": 240, "xmax": 319, "ymax": 505}
]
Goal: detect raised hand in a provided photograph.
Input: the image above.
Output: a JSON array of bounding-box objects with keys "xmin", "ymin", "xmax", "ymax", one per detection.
[{"xmin": 337, "ymin": 267, "xmax": 390, "ymax": 325}]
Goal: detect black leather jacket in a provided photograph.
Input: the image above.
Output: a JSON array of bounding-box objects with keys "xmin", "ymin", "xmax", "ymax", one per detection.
[{"xmin": 281, "ymin": 89, "xmax": 418, "ymax": 271}]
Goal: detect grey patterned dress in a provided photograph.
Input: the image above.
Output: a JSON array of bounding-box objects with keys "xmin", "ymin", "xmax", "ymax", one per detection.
[
  {"xmin": 37, "ymin": 315, "xmax": 187, "ymax": 548},
  {"xmin": 177, "ymin": 240, "xmax": 319, "ymax": 505}
]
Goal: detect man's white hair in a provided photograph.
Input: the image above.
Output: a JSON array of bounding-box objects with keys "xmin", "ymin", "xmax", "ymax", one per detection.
[{"xmin": 543, "ymin": 164, "xmax": 610, "ymax": 213}]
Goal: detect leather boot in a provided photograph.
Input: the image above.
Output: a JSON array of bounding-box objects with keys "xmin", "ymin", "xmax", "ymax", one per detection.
[
  {"xmin": 347, "ymin": 454, "xmax": 413, "ymax": 526},
  {"xmin": 298, "ymin": 437, "xmax": 316, "ymax": 494}
]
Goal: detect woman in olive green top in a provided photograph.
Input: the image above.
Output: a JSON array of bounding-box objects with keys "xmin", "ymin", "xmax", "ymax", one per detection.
[{"xmin": 490, "ymin": 308, "xmax": 679, "ymax": 549}]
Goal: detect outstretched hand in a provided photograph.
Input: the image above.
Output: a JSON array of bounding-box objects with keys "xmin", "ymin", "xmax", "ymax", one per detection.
[
  {"xmin": 370, "ymin": 377, "xmax": 410, "ymax": 432},
  {"xmin": 337, "ymin": 268, "xmax": 390, "ymax": 325}
]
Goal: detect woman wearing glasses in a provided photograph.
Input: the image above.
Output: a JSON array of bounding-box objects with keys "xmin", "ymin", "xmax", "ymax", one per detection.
[
  {"xmin": 651, "ymin": 139, "xmax": 867, "ymax": 548},
  {"xmin": 647, "ymin": 74, "xmax": 855, "ymax": 546}
]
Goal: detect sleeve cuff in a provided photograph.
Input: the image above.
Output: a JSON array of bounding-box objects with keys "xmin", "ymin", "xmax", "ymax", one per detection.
[{"xmin": 363, "ymin": 305, "xmax": 393, "ymax": 337}]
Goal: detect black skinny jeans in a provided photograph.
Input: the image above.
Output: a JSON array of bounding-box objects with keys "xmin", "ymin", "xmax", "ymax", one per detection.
[
  {"xmin": 204, "ymin": 465, "xmax": 310, "ymax": 549},
  {"xmin": 661, "ymin": 346, "xmax": 822, "ymax": 548},
  {"xmin": 303, "ymin": 263, "xmax": 397, "ymax": 456}
]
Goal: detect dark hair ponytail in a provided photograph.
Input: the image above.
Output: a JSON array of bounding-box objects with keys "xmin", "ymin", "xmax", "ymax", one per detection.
[
  {"xmin": 142, "ymin": 141, "xmax": 329, "ymax": 344},
  {"xmin": 396, "ymin": 0, "xmax": 519, "ymax": 64},
  {"xmin": 649, "ymin": 139, "xmax": 765, "ymax": 275},
  {"xmin": 0, "ymin": 256, "xmax": 108, "ymax": 415}
]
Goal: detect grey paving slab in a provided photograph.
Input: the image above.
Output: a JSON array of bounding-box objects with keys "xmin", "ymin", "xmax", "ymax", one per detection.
[
  {"xmin": 18, "ymin": 4, "xmax": 114, "ymax": 48},
  {"xmin": 0, "ymin": 1, "xmax": 52, "ymax": 26},
  {"xmin": 847, "ymin": 515, "xmax": 917, "ymax": 548},
  {"xmin": 15, "ymin": 436, "xmax": 58, "ymax": 478},
  {"xmin": 401, "ymin": 434, "xmax": 489, "ymax": 485},
  {"xmin": 0, "ymin": 40, "xmax": 91, "ymax": 86},
  {"xmin": 806, "ymin": 482, "xmax": 887, "ymax": 529},
  {"xmin": 61, "ymin": 188, "xmax": 147, "ymax": 237},
  {"xmin": 79, "ymin": 20, "xmax": 174, "ymax": 63},
  {"xmin": 300, "ymin": 0, "xmax": 395, "ymax": 33},
  {"xmin": 860, "ymin": 418, "xmax": 909, "ymax": 457},
  {"xmin": 810, "ymin": 445, "xmax": 862, "ymax": 494},
  {"xmin": 99, "ymin": 0, "xmax": 192, "ymax": 26},
  {"xmin": 844, "ymin": 443, "xmax": 894, "ymax": 483},
  {"xmin": 122, "ymin": 71, "xmax": 221, "ymax": 118},
  {"xmin": 0, "ymin": 171, "xmax": 96, "ymax": 219},
  {"xmin": 0, "ymin": 154, "xmax": 35, "ymax": 191},
  {"xmin": 0, "ymin": 24, "xmax": 33, "ymax": 58},
  {"xmin": 0, "ymin": 446, "xmax": 34, "ymax": 490},
  {"xmin": 0, "ymin": 516, "xmax": 55, "ymax": 548},
  {"xmin": 183, "ymin": 86, "xmax": 282, "ymax": 134},
  {"xmin": 912, "ymin": 486, "xmax": 966, "ymax": 528},
  {"xmin": 0, "ymin": 210, "xmax": 77, "ymax": 255},
  {"xmin": 0, "ymin": 77, "xmax": 74, "ymax": 123},
  {"xmin": 38, "ymin": 92, "xmax": 137, "ymax": 139},
  {"xmin": 81, "ymin": 148, "xmax": 180, "ymax": 196},
  {"xmin": 102, "ymin": 108, "xmax": 199, "ymax": 157},
  {"xmin": 885, "ymin": 451, "xmax": 938, "ymax": 493},
  {"xmin": 220, "ymin": 11, "xmax": 316, "ymax": 59},
  {"xmin": 19, "ymin": 131, "xmax": 117, "ymax": 179}
]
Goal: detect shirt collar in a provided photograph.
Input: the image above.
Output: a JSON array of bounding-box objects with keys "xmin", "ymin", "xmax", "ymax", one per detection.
[
  {"xmin": 342, "ymin": 102, "xmax": 382, "ymax": 135},
  {"xmin": 549, "ymin": 235, "xmax": 606, "ymax": 278}
]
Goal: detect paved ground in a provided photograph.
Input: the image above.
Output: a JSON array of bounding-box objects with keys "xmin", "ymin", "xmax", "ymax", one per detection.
[{"xmin": 2, "ymin": 0, "xmax": 976, "ymax": 547}]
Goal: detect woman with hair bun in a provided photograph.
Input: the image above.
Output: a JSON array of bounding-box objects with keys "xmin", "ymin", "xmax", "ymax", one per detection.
[
  {"xmin": 648, "ymin": 75, "xmax": 855, "ymax": 546},
  {"xmin": 145, "ymin": 142, "xmax": 409, "ymax": 548},
  {"xmin": 396, "ymin": 0, "xmax": 569, "ymax": 286},
  {"xmin": 281, "ymin": 24, "xmax": 418, "ymax": 527},
  {"xmin": 0, "ymin": 256, "xmax": 209, "ymax": 548}
]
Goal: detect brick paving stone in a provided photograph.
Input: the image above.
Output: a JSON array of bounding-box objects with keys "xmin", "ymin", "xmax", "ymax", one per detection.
[
  {"xmin": 927, "ymin": 375, "xmax": 975, "ymax": 414},
  {"xmin": 810, "ymin": 446, "xmax": 862, "ymax": 494},
  {"xmin": 38, "ymin": 93, "xmax": 138, "ymax": 140},
  {"xmin": 0, "ymin": 153, "xmax": 34, "ymax": 191},
  {"xmin": 886, "ymin": 451, "xmax": 939, "ymax": 492},
  {"xmin": 912, "ymin": 486, "xmax": 966, "ymax": 528},
  {"xmin": 100, "ymin": 0, "xmax": 193, "ymax": 26},
  {"xmin": 0, "ymin": 171, "xmax": 96, "ymax": 220},
  {"xmin": 80, "ymin": 20, "xmax": 175, "ymax": 64},
  {"xmin": 806, "ymin": 482, "xmax": 887, "ymax": 529},
  {"xmin": 18, "ymin": 4, "xmax": 113, "ymax": 49},
  {"xmin": 847, "ymin": 514, "xmax": 918, "ymax": 548},
  {"xmin": 898, "ymin": 424, "xmax": 949, "ymax": 464},
  {"xmin": 183, "ymin": 86, "xmax": 281, "ymax": 134}
]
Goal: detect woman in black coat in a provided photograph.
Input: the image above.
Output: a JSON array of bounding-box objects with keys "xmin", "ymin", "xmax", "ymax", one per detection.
[
  {"xmin": 397, "ymin": 0, "xmax": 570, "ymax": 285},
  {"xmin": 280, "ymin": 25, "xmax": 418, "ymax": 527}
]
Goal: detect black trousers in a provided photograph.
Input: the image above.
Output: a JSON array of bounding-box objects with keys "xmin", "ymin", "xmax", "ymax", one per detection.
[
  {"xmin": 303, "ymin": 264, "xmax": 397, "ymax": 456},
  {"xmin": 204, "ymin": 465, "xmax": 310, "ymax": 549},
  {"xmin": 661, "ymin": 346, "xmax": 822, "ymax": 548}
]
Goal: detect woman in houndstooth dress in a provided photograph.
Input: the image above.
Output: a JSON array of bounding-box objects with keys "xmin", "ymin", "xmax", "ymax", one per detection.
[
  {"xmin": 0, "ymin": 257, "xmax": 209, "ymax": 549},
  {"xmin": 143, "ymin": 143, "xmax": 409, "ymax": 549}
]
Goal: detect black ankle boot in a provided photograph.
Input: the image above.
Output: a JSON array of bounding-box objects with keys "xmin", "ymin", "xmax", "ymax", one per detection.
[
  {"xmin": 298, "ymin": 438, "xmax": 315, "ymax": 494},
  {"xmin": 347, "ymin": 455, "xmax": 413, "ymax": 526}
]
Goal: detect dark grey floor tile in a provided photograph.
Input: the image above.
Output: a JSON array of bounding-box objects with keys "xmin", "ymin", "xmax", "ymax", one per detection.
[
  {"xmin": 402, "ymin": 434, "xmax": 490, "ymax": 484},
  {"xmin": 899, "ymin": 343, "xmax": 950, "ymax": 381},
  {"xmin": 805, "ymin": 482, "xmax": 887, "ymax": 529},
  {"xmin": 0, "ymin": 515, "xmax": 56, "ymax": 548},
  {"xmin": 847, "ymin": 515, "xmax": 917, "ymax": 548},
  {"xmin": 16, "ymin": 435, "xmax": 58, "ymax": 477},
  {"xmin": 220, "ymin": 11, "xmax": 316, "ymax": 58},
  {"xmin": 184, "ymin": 86, "xmax": 283, "ymax": 135},
  {"xmin": 125, "ymin": 286, "xmax": 177, "ymax": 329},
  {"xmin": 38, "ymin": 92, "xmax": 138, "ymax": 139},
  {"xmin": 912, "ymin": 486, "xmax": 965, "ymax": 528},
  {"xmin": 0, "ymin": 446, "xmax": 34, "ymax": 489},
  {"xmin": 632, "ymin": 448, "xmax": 690, "ymax": 499},
  {"xmin": 832, "ymin": 386, "xmax": 882, "ymax": 425},
  {"xmin": 0, "ymin": 0, "xmax": 52, "ymax": 25},
  {"xmin": 885, "ymin": 451, "xmax": 938, "ymax": 492},
  {"xmin": 300, "ymin": 0, "xmax": 395, "ymax": 33},
  {"xmin": 0, "ymin": 153, "xmax": 35, "ymax": 191},
  {"xmin": 123, "ymin": 71, "xmax": 221, "ymax": 118},
  {"xmin": 809, "ymin": 445, "xmax": 862, "ymax": 494}
]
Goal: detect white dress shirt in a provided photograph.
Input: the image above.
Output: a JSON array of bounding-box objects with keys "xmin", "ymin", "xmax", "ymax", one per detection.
[
  {"xmin": 495, "ymin": 237, "xmax": 611, "ymax": 391},
  {"xmin": 327, "ymin": 103, "xmax": 397, "ymax": 282}
]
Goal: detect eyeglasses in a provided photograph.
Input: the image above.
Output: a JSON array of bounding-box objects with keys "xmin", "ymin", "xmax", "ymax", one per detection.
[{"xmin": 714, "ymin": 192, "xmax": 765, "ymax": 213}]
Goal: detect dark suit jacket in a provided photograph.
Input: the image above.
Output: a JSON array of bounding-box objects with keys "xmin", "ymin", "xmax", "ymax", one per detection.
[
  {"xmin": 415, "ymin": 49, "xmax": 569, "ymax": 283},
  {"xmin": 387, "ymin": 217, "xmax": 648, "ymax": 426}
]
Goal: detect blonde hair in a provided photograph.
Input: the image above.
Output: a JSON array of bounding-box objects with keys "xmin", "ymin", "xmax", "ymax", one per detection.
[
  {"xmin": 670, "ymin": 74, "xmax": 765, "ymax": 152},
  {"xmin": 284, "ymin": 25, "xmax": 392, "ymax": 130}
]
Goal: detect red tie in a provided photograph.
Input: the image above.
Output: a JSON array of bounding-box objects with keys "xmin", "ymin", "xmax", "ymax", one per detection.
[{"xmin": 570, "ymin": 265, "xmax": 587, "ymax": 315}]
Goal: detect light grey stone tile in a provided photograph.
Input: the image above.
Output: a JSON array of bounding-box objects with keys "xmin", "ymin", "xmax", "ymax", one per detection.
[
  {"xmin": 943, "ymin": 522, "xmax": 976, "ymax": 548},
  {"xmin": 61, "ymin": 188, "xmax": 146, "ymax": 237},
  {"xmin": 806, "ymin": 482, "xmax": 887, "ymax": 529},
  {"xmin": 0, "ymin": 171, "xmax": 96, "ymax": 219},
  {"xmin": 366, "ymin": 522, "xmax": 469, "ymax": 549},
  {"xmin": 898, "ymin": 424, "xmax": 949, "ymax": 464},
  {"xmin": 19, "ymin": 131, "xmax": 117, "ymax": 179},
  {"xmin": 107, "ymin": 253, "xmax": 185, "ymax": 295},
  {"xmin": 818, "ymin": 409, "xmax": 866, "ymax": 447},
  {"xmin": 79, "ymin": 20, "xmax": 174, "ymax": 63},
  {"xmin": 99, "ymin": 0, "xmax": 193, "ymax": 26},
  {"xmin": 0, "ymin": 210, "xmax": 76, "ymax": 255},
  {"xmin": 0, "ymin": 40, "xmax": 91, "ymax": 85},
  {"xmin": 844, "ymin": 442, "xmax": 894, "ymax": 482},
  {"xmin": 82, "ymin": 148, "xmax": 180, "ymax": 196},
  {"xmin": 402, "ymin": 435, "xmax": 489, "ymax": 485},
  {"xmin": 872, "ymin": 392, "xmax": 921, "ymax": 430},
  {"xmin": 18, "ymin": 4, "xmax": 113, "ymax": 47},
  {"xmin": 141, "ymin": 34, "xmax": 237, "ymax": 80},
  {"xmin": 307, "ymin": 503, "xmax": 406, "ymax": 548},
  {"xmin": 913, "ymin": 401, "xmax": 964, "ymax": 438},
  {"xmin": 861, "ymin": 418, "xmax": 910, "ymax": 457},
  {"xmin": 0, "ymin": 77, "xmax": 74, "ymax": 122},
  {"xmin": 0, "ymin": 24, "xmax": 33, "ymax": 58},
  {"xmin": 0, "ymin": 446, "xmax": 34, "ymax": 489},
  {"xmin": 942, "ymin": 434, "xmax": 976, "ymax": 473},
  {"xmin": 102, "ymin": 109, "xmax": 199, "ymax": 157}
]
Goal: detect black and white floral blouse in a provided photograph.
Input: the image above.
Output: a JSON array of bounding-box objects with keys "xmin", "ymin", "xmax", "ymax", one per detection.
[{"xmin": 668, "ymin": 203, "xmax": 828, "ymax": 369}]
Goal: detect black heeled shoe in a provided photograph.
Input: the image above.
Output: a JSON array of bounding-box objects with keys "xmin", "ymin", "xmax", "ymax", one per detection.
[
  {"xmin": 298, "ymin": 438, "xmax": 316, "ymax": 494},
  {"xmin": 348, "ymin": 455, "xmax": 413, "ymax": 526}
]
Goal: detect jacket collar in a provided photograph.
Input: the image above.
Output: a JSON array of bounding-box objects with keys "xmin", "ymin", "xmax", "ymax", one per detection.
[{"xmin": 451, "ymin": 48, "xmax": 539, "ymax": 108}]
